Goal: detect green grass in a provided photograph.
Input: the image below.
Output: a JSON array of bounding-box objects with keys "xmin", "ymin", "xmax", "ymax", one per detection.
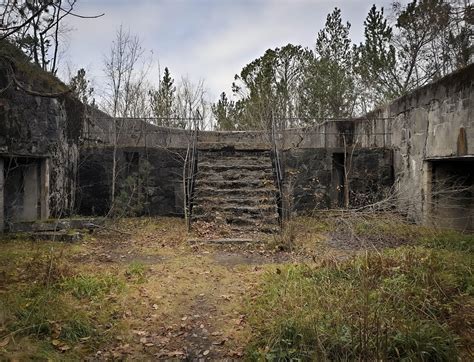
[
  {"xmin": 126, "ymin": 261, "xmax": 146, "ymax": 283},
  {"xmin": 420, "ymin": 230, "xmax": 474, "ymax": 253},
  {"xmin": 246, "ymin": 231, "xmax": 473, "ymax": 360},
  {"xmin": 3, "ymin": 286, "xmax": 94, "ymax": 342},
  {"xmin": 61, "ymin": 273, "xmax": 125, "ymax": 299}
]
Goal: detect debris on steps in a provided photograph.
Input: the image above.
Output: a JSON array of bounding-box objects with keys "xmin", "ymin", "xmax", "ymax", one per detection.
[{"xmin": 191, "ymin": 149, "xmax": 280, "ymax": 238}]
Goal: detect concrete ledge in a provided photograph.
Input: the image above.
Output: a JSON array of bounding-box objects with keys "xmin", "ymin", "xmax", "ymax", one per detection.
[
  {"xmin": 8, "ymin": 217, "xmax": 104, "ymax": 233},
  {"xmin": 197, "ymin": 142, "xmax": 270, "ymax": 151}
]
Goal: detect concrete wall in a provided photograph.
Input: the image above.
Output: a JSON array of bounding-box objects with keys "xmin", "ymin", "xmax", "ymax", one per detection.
[
  {"xmin": 77, "ymin": 147, "xmax": 186, "ymax": 216},
  {"xmin": 0, "ymin": 69, "xmax": 82, "ymax": 225},
  {"xmin": 280, "ymin": 148, "xmax": 393, "ymax": 214},
  {"xmin": 2, "ymin": 41, "xmax": 470, "ymax": 230},
  {"xmin": 372, "ymin": 63, "xmax": 474, "ymax": 228}
]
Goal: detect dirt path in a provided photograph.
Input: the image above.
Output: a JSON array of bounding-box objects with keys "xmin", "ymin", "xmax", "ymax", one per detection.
[{"xmin": 70, "ymin": 219, "xmax": 302, "ymax": 360}]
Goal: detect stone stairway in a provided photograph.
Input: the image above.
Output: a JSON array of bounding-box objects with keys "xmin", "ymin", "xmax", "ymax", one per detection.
[{"xmin": 191, "ymin": 149, "xmax": 280, "ymax": 236}]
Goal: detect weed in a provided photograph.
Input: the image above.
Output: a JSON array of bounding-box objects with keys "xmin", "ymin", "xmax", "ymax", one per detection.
[{"xmin": 270, "ymin": 221, "xmax": 297, "ymax": 251}]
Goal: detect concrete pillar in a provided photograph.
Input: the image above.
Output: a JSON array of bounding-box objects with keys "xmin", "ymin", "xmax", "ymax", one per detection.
[
  {"xmin": 40, "ymin": 158, "xmax": 50, "ymax": 220},
  {"xmin": 0, "ymin": 158, "xmax": 4, "ymax": 232},
  {"xmin": 422, "ymin": 161, "xmax": 433, "ymax": 226}
]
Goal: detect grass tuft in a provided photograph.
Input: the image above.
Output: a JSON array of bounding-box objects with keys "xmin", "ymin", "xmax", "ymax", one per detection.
[
  {"xmin": 125, "ymin": 261, "xmax": 147, "ymax": 283},
  {"xmin": 61, "ymin": 273, "xmax": 124, "ymax": 299}
]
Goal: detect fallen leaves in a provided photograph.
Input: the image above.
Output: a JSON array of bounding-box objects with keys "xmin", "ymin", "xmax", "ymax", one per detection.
[
  {"xmin": 51, "ymin": 339, "xmax": 70, "ymax": 352},
  {"xmin": 0, "ymin": 337, "xmax": 9, "ymax": 348}
]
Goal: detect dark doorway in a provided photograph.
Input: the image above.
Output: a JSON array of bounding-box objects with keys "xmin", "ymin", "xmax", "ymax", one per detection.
[
  {"xmin": 4, "ymin": 157, "xmax": 41, "ymax": 223},
  {"xmin": 332, "ymin": 153, "xmax": 345, "ymax": 208},
  {"xmin": 430, "ymin": 158, "xmax": 473, "ymax": 231}
]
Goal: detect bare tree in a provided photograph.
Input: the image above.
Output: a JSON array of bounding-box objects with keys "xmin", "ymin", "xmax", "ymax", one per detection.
[
  {"xmin": 102, "ymin": 25, "xmax": 150, "ymax": 210},
  {"xmin": 174, "ymin": 77, "xmax": 208, "ymax": 129}
]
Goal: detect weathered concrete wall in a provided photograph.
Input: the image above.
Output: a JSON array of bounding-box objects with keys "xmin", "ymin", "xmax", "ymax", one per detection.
[
  {"xmin": 82, "ymin": 116, "xmax": 195, "ymax": 150},
  {"xmin": 77, "ymin": 147, "xmax": 185, "ymax": 216},
  {"xmin": 0, "ymin": 54, "xmax": 83, "ymax": 227},
  {"xmin": 79, "ymin": 109, "xmax": 395, "ymax": 217},
  {"xmin": 372, "ymin": 63, "xmax": 474, "ymax": 228},
  {"xmin": 3, "ymin": 40, "xmax": 468, "ymax": 229},
  {"xmin": 82, "ymin": 117, "xmax": 391, "ymax": 152},
  {"xmin": 280, "ymin": 148, "xmax": 393, "ymax": 214}
]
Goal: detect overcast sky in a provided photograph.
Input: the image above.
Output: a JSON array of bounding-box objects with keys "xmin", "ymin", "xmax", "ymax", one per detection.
[{"xmin": 62, "ymin": 0, "xmax": 399, "ymax": 103}]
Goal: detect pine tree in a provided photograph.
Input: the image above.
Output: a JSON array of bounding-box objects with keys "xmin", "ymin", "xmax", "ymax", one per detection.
[
  {"xmin": 355, "ymin": 5, "xmax": 398, "ymax": 104},
  {"xmin": 150, "ymin": 67, "xmax": 176, "ymax": 126},
  {"xmin": 69, "ymin": 68, "xmax": 95, "ymax": 106},
  {"xmin": 212, "ymin": 92, "xmax": 236, "ymax": 130},
  {"xmin": 300, "ymin": 8, "xmax": 356, "ymax": 120}
]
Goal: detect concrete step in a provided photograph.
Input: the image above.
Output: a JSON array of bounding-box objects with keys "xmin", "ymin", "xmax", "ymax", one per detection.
[
  {"xmin": 193, "ymin": 195, "xmax": 277, "ymax": 206},
  {"xmin": 198, "ymin": 150, "xmax": 271, "ymax": 158},
  {"xmin": 193, "ymin": 204, "xmax": 278, "ymax": 216},
  {"xmin": 192, "ymin": 214, "xmax": 279, "ymax": 228},
  {"xmin": 191, "ymin": 149, "xmax": 279, "ymax": 235},
  {"xmin": 196, "ymin": 172, "xmax": 274, "ymax": 185},
  {"xmin": 198, "ymin": 160, "xmax": 272, "ymax": 169},
  {"xmin": 197, "ymin": 173, "xmax": 273, "ymax": 183},
  {"xmin": 197, "ymin": 167, "xmax": 273, "ymax": 178},
  {"xmin": 195, "ymin": 179, "xmax": 276, "ymax": 189},
  {"xmin": 194, "ymin": 187, "xmax": 276, "ymax": 198}
]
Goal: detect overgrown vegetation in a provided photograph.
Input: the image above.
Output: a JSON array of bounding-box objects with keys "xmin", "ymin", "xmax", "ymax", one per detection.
[
  {"xmin": 1, "ymin": 216, "xmax": 472, "ymax": 359},
  {"xmin": 246, "ymin": 223, "xmax": 473, "ymax": 360},
  {"xmin": 113, "ymin": 160, "xmax": 152, "ymax": 217}
]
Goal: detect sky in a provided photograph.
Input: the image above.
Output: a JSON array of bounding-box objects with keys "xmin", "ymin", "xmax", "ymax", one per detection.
[{"xmin": 61, "ymin": 0, "xmax": 399, "ymax": 103}]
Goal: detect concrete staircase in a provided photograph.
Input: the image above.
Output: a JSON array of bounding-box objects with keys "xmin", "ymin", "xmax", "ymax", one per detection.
[{"xmin": 191, "ymin": 149, "xmax": 280, "ymax": 236}]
